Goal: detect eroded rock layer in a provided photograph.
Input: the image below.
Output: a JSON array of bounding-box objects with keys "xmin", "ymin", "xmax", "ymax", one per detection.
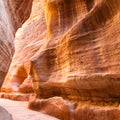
[
  {"xmin": 0, "ymin": 0, "xmax": 33, "ymax": 86},
  {"xmin": 1, "ymin": 0, "xmax": 120, "ymax": 119},
  {"xmin": 1, "ymin": 0, "xmax": 46, "ymax": 94}
]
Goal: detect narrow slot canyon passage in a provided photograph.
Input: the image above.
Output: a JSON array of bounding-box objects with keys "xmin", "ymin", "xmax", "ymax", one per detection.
[{"xmin": 0, "ymin": 0, "xmax": 120, "ymax": 120}]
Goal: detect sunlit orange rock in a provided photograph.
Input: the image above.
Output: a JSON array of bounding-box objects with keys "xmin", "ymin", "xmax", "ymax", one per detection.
[
  {"xmin": 1, "ymin": 0, "xmax": 46, "ymax": 96},
  {"xmin": 1, "ymin": 0, "xmax": 120, "ymax": 119},
  {"xmin": 0, "ymin": 0, "xmax": 33, "ymax": 87},
  {"xmin": 28, "ymin": 96, "xmax": 74, "ymax": 120}
]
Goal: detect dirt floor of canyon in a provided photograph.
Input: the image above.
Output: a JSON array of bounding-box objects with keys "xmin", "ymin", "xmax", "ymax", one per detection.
[{"xmin": 0, "ymin": 98, "xmax": 59, "ymax": 120}]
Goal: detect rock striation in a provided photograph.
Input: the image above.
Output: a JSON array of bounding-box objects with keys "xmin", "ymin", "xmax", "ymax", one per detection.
[
  {"xmin": 0, "ymin": 0, "xmax": 33, "ymax": 87},
  {"xmin": 1, "ymin": 0, "xmax": 47, "ymax": 96},
  {"xmin": 1, "ymin": 0, "xmax": 120, "ymax": 119}
]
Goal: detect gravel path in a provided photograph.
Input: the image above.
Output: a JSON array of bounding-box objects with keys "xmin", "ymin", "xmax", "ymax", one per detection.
[{"xmin": 0, "ymin": 98, "xmax": 59, "ymax": 120}]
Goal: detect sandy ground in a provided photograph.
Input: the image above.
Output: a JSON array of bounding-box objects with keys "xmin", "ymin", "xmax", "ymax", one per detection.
[{"xmin": 0, "ymin": 98, "xmax": 59, "ymax": 120}]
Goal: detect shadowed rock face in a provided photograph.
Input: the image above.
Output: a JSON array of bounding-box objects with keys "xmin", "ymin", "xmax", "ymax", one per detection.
[
  {"xmin": 1, "ymin": 0, "xmax": 46, "ymax": 95},
  {"xmin": 1, "ymin": 0, "xmax": 120, "ymax": 119},
  {"xmin": 0, "ymin": 106, "xmax": 13, "ymax": 120},
  {"xmin": 0, "ymin": 0, "xmax": 33, "ymax": 87}
]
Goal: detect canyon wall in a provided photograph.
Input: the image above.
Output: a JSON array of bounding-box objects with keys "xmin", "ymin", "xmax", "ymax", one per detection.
[
  {"xmin": 1, "ymin": 0, "xmax": 46, "ymax": 96},
  {"xmin": 1, "ymin": 0, "xmax": 120, "ymax": 119},
  {"xmin": 0, "ymin": 0, "xmax": 33, "ymax": 86}
]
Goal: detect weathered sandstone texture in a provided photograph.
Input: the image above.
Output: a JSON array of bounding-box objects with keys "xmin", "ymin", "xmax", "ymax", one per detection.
[
  {"xmin": 1, "ymin": 0, "xmax": 46, "ymax": 96},
  {"xmin": 0, "ymin": 0, "xmax": 33, "ymax": 86},
  {"xmin": 1, "ymin": 0, "xmax": 120, "ymax": 119}
]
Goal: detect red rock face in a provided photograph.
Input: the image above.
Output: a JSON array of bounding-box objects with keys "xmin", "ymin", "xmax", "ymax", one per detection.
[
  {"xmin": 0, "ymin": 0, "xmax": 33, "ymax": 86},
  {"xmin": 1, "ymin": 0, "xmax": 46, "ymax": 95},
  {"xmin": 1, "ymin": 0, "xmax": 120, "ymax": 119}
]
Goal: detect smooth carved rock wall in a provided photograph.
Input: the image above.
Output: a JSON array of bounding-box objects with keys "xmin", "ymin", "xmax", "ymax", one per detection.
[
  {"xmin": 0, "ymin": 0, "xmax": 33, "ymax": 87},
  {"xmin": 1, "ymin": 0, "xmax": 120, "ymax": 119},
  {"xmin": 1, "ymin": 0, "xmax": 46, "ymax": 95}
]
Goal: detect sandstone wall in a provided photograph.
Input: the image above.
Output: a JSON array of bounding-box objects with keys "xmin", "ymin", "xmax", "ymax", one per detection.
[
  {"xmin": 1, "ymin": 0, "xmax": 120, "ymax": 119},
  {"xmin": 0, "ymin": 0, "xmax": 33, "ymax": 86},
  {"xmin": 1, "ymin": 0, "xmax": 46, "ymax": 94}
]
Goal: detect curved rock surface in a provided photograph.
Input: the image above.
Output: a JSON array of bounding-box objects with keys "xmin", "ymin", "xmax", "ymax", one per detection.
[
  {"xmin": 2, "ymin": 0, "xmax": 46, "ymax": 94},
  {"xmin": 0, "ymin": 106, "xmax": 12, "ymax": 120},
  {"xmin": 0, "ymin": 0, "xmax": 33, "ymax": 86},
  {"xmin": 1, "ymin": 0, "xmax": 120, "ymax": 119},
  {"xmin": 28, "ymin": 96, "xmax": 120, "ymax": 120}
]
